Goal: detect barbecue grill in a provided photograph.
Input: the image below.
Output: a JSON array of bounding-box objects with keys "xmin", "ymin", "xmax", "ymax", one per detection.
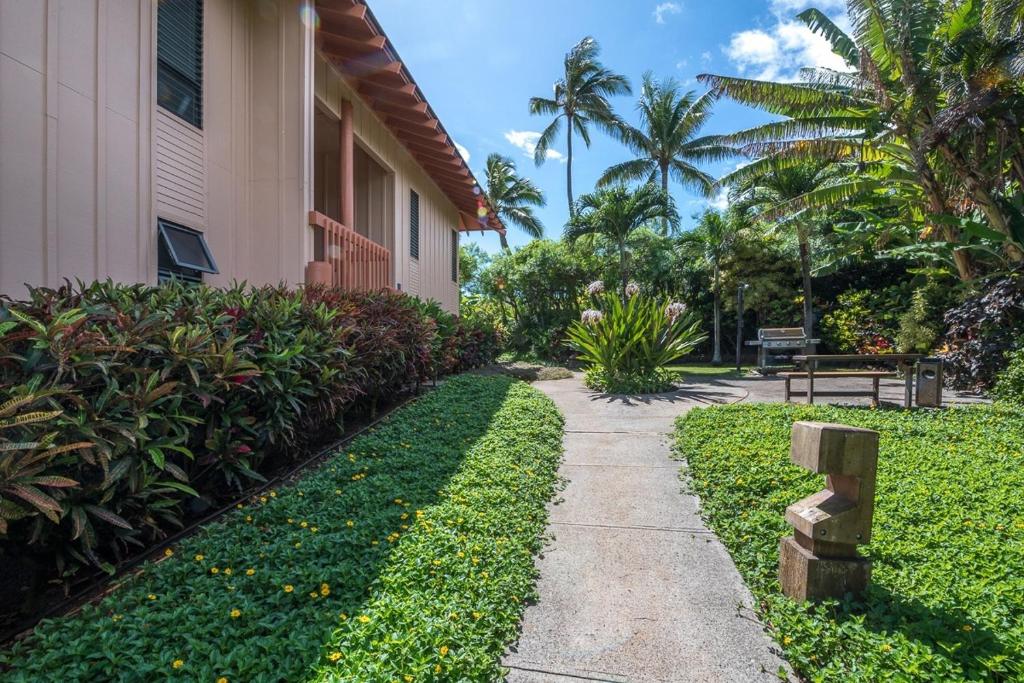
[{"xmin": 745, "ymin": 327, "xmax": 820, "ymax": 371}]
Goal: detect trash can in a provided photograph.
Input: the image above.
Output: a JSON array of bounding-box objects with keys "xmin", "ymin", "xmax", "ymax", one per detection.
[{"xmin": 916, "ymin": 358, "xmax": 943, "ymax": 407}]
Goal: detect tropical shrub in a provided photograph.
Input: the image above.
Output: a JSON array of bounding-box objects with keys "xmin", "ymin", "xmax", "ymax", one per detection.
[
  {"xmin": 941, "ymin": 271, "xmax": 1024, "ymax": 391},
  {"xmin": 0, "ymin": 281, "xmax": 495, "ymax": 594},
  {"xmin": 675, "ymin": 403, "xmax": 1024, "ymax": 681},
  {"xmin": 992, "ymin": 344, "xmax": 1024, "ymax": 406},
  {"xmin": 565, "ymin": 288, "xmax": 705, "ymax": 393},
  {"xmin": 0, "ymin": 374, "xmax": 563, "ymax": 682}
]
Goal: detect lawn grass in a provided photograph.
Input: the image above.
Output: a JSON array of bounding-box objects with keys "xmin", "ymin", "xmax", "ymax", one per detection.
[
  {"xmin": 674, "ymin": 403, "xmax": 1024, "ymax": 682},
  {"xmin": 1, "ymin": 374, "xmax": 564, "ymax": 682}
]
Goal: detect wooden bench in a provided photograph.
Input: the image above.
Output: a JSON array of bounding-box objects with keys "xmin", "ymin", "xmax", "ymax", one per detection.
[{"xmin": 780, "ymin": 371, "xmax": 898, "ymax": 406}]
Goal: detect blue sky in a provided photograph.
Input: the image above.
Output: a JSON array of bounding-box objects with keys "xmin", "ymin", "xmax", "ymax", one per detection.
[{"xmin": 368, "ymin": 0, "xmax": 849, "ymax": 254}]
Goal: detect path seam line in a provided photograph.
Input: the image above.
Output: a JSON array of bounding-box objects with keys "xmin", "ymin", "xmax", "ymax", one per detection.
[{"xmin": 549, "ymin": 520, "xmax": 714, "ymax": 534}]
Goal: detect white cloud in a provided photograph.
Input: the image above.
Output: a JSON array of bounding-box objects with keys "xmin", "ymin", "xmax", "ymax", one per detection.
[
  {"xmin": 708, "ymin": 188, "xmax": 730, "ymax": 211},
  {"xmin": 453, "ymin": 141, "xmax": 471, "ymax": 164},
  {"xmin": 675, "ymin": 58, "xmax": 689, "ymax": 70},
  {"xmin": 701, "ymin": 51, "xmax": 713, "ymax": 64},
  {"xmin": 653, "ymin": 2, "xmax": 682, "ymax": 24},
  {"xmin": 504, "ymin": 130, "xmax": 565, "ymax": 162},
  {"xmin": 724, "ymin": 16, "xmax": 851, "ymax": 82}
]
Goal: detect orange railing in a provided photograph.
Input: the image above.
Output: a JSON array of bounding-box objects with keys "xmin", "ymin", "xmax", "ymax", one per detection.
[{"xmin": 309, "ymin": 210, "xmax": 391, "ymax": 292}]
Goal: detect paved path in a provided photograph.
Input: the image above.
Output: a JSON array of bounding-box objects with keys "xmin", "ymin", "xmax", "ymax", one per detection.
[{"xmin": 503, "ymin": 375, "xmax": 790, "ymax": 683}]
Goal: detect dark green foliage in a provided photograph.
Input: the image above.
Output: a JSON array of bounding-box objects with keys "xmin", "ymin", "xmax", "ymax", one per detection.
[
  {"xmin": 941, "ymin": 271, "xmax": 1024, "ymax": 390},
  {"xmin": 0, "ymin": 281, "xmax": 497, "ymax": 587},
  {"xmin": 675, "ymin": 403, "xmax": 1024, "ymax": 681},
  {"xmin": 993, "ymin": 344, "xmax": 1024, "ymax": 405},
  {"xmin": 1, "ymin": 374, "xmax": 564, "ymax": 682}
]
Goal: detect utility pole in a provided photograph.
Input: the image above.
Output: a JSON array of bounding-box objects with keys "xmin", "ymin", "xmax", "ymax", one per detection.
[{"xmin": 736, "ymin": 283, "xmax": 749, "ymax": 372}]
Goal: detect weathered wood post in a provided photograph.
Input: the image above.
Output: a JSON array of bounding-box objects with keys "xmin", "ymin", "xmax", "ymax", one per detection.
[{"xmin": 779, "ymin": 421, "xmax": 878, "ymax": 602}]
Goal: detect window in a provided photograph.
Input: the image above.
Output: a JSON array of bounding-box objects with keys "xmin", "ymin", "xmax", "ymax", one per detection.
[
  {"xmin": 451, "ymin": 231, "xmax": 458, "ymax": 282},
  {"xmin": 409, "ymin": 189, "xmax": 420, "ymax": 260},
  {"xmin": 158, "ymin": 219, "xmax": 218, "ymax": 284},
  {"xmin": 157, "ymin": 0, "xmax": 203, "ymax": 128}
]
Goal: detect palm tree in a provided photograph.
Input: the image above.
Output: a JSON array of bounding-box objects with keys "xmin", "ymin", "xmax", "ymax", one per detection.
[
  {"xmin": 719, "ymin": 159, "xmax": 843, "ymax": 341},
  {"xmin": 697, "ymin": 1, "xmax": 1024, "ymax": 280},
  {"xmin": 565, "ymin": 184, "xmax": 679, "ymax": 298},
  {"xmin": 682, "ymin": 209, "xmax": 739, "ymax": 365},
  {"xmin": 530, "ymin": 37, "xmax": 631, "ymax": 217},
  {"xmin": 599, "ymin": 73, "xmax": 732, "ymax": 200},
  {"xmin": 482, "ymin": 153, "xmax": 546, "ymax": 251}
]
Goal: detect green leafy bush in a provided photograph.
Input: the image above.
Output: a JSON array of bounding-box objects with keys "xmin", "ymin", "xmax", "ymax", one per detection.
[
  {"xmin": 0, "ymin": 281, "xmax": 496, "ymax": 590},
  {"xmin": 993, "ymin": 344, "xmax": 1024, "ymax": 406},
  {"xmin": 674, "ymin": 404, "xmax": 1024, "ymax": 681},
  {"xmin": 566, "ymin": 290, "xmax": 705, "ymax": 393},
  {"xmin": 0, "ymin": 374, "xmax": 562, "ymax": 682}
]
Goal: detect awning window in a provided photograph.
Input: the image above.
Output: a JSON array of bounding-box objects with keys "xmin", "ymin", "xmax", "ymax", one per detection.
[{"xmin": 158, "ymin": 220, "xmax": 218, "ymax": 274}]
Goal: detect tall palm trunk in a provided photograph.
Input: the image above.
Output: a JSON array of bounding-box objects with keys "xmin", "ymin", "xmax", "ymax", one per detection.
[
  {"xmin": 566, "ymin": 116, "xmax": 575, "ymax": 217},
  {"xmin": 499, "ymin": 232, "xmax": 510, "ymax": 251},
  {"xmin": 711, "ymin": 256, "xmax": 722, "ymax": 365},
  {"xmin": 660, "ymin": 161, "xmax": 670, "ymax": 233},
  {"xmin": 619, "ymin": 238, "xmax": 628, "ymax": 300},
  {"xmin": 798, "ymin": 233, "xmax": 814, "ymax": 341}
]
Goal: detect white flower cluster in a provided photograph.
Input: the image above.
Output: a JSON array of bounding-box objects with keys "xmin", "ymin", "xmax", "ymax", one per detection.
[
  {"xmin": 624, "ymin": 282, "xmax": 640, "ymax": 298},
  {"xmin": 665, "ymin": 302, "xmax": 687, "ymax": 321},
  {"xmin": 586, "ymin": 280, "xmax": 605, "ymax": 296},
  {"xmin": 581, "ymin": 309, "xmax": 604, "ymax": 326}
]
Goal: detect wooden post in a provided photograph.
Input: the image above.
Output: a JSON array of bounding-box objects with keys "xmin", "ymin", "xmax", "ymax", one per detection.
[{"xmin": 779, "ymin": 421, "xmax": 878, "ymax": 602}]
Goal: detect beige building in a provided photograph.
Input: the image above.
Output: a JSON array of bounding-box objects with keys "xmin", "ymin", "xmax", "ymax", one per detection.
[{"xmin": 0, "ymin": 0, "xmax": 502, "ymax": 312}]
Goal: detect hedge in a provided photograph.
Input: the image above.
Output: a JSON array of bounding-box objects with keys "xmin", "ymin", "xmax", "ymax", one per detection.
[
  {"xmin": 674, "ymin": 404, "xmax": 1024, "ymax": 681},
  {"xmin": 0, "ymin": 281, "xmax": 499, "ymax": 593},
  {"xmin": 1, "ymin": 373, "xmax": 563, "ymax": 681}
]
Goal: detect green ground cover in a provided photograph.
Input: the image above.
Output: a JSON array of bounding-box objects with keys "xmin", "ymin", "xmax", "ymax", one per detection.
[
  {"xmin": 674, "ymin": 403, "xmax": 1024, "ymax": 682},
  {"xmin": 667, "ymin": 363, "xmax": 755, "ymax": 380},
  {"xmin": 1, "ymin": 374, "xmax": 564, "ymax": 682}
]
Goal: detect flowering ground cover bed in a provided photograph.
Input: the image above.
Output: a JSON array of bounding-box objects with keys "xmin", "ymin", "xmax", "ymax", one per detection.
[
  {"xmin": 1, "ymin": 374, "xmax": 563, "ymax": 681},
  {"xmin": 674, "ymin": 403, "xmax": 1024, "ymax": 681}
]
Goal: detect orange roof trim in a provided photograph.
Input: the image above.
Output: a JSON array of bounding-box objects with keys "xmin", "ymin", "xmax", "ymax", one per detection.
[{"xmin": 314, "ymin": 0, "xmax": 505, "ymax": 235}]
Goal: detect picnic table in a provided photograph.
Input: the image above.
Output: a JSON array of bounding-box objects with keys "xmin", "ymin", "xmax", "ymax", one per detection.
[{"xmin": 787, "ymin": 353, "xmax": 924, "ymax": 408}]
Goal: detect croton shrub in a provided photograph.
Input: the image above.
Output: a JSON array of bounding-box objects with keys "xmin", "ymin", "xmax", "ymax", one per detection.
[{"xmin": 0, "ymin": 281, "xmax": 499, "ymax": 592}]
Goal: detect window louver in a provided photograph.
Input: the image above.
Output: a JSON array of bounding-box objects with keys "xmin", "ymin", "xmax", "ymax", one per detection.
[
  {"xmin": 410, "ymin": 190, "xmax": 420, "ymax": 260},
  {"xmin": 451, "ymin": 231, "xmax": 458, "ymax": 282},
  {"xmin": 157, "ymin": 0, "xmax": 203, "ymax": 128}
]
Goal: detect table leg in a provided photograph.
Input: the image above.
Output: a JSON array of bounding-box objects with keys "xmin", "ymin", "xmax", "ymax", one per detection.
[
  {"xmin": 904, "ymin": 362, "xmax": 913, "ymax": 408},
  {"xmin": 808, "ymin": 362, "xmax": 815, "ymax": 405}
]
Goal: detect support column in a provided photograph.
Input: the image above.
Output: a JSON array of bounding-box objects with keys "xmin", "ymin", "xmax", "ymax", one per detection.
[{"xmin": 339, "ymin": 100, "xmax": 355, "ymax": 229}]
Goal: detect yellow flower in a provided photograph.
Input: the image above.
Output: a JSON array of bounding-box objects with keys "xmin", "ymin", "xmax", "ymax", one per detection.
[
  {"xmin": 246, "ymin": 568, "xmax": 255, "ymax": 576},
  {"xmin": 230, "ymin": 608, "xmax": 241, "ymax": 619},
  {"xmin": 295, "ymin": 542, "xmax": 302, "ymax": 548},
  {"xmin": 171, "ymin": 659, "xmax": 184, "ymax": 669},
  {"xmin": 311, "ymin": 527, "xmax": 318, "ymax": 533},
  {"xmin": 300, "ymin": 521, "xmax": 308, "ymax": 528},
  {"xmin": 283, "ymin": 584, "xmax": 294, "ymax": 593},
  {"xmin": 195, "ymin": 554, "xmax": 205, "ymax": 562},
  {"xmin": 163, "ymin": 548, "xmax": 174, "ymax": 557},
  {"xmin": 962, "ymin": 624, "xmax": 974, "ymax": 632},
  {"xmin": 394, "ymin": 498, "xmax": 403, "ymax": 504},
  {"xmin": 346, "ymin": 520, "xmax": 354, "ymax": 527},
  {"xmin": 439, "ymin": 645, "xmax": 449, "ymax": 657},
  {"xmin": 147, "ymin": 594, "xmax": 157, "ymax": 601},
  {"xmin": 320, "ymin": 583, "xmax": 330, "ymax": 597},
  {"xmin": 339, "ymin": 613, "xmax": 348, "ymax": 621},
  {"xmin": 881, "ymin": 644, "xmax": 892, "ymax": 653},
  {"xmin": 434, "ymin": 664, "xmax": 442, "ymax": 674},
  {"xmin": 357, "ymin": 615, "xmax": 370, "ymax": 623},
  {"xmin": 327, "ymin": 651, "xmax": 343, "ymax": 662},
  {"xmin": 270, "ymin": 491, "xmax": 277, "ymax": 497},
  {"xmin": 223, "ymin": 568, "xmax": 232, "ymax": 576},
  {"xmin": 245, "ymin": 515, "xmax": 252, "ymax": 522},
  {"xmin": 259, "ymin": 496, "xmax": 267, "ymax": 504},
  {"xmin": 287, "ymin": 518, "xmax": 294, "ymax": 524},
  {"xmin": 217, "ymin": 678, "xmax": 228, "ymax": 683},
  {"xmin": 404, "ymin": 676, "xmax": 413, "ymax": 682},
  {"xmin": 782, "ymin": 636, "xmax": 793, "ymax": 646},
  {"xmin": 472, "ymin": 612, "xmax": 482, "ymax": 620},
  {"xmin": 309, "ymin": 592, "xmax": 319, "ymax": 599},
  {"xmin": 210, "ymin": 567, "xmax": 220, "ymax": 575}
]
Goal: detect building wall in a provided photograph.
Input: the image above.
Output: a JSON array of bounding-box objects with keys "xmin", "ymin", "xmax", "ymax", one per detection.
[
  {"xmin": 313, "ymin": 53, "xmax": 460, "ymax": 312},
  {"xmin": 0, "ymin": 0, "xmax": 154, "ymax": 297},
  {"xmin": 0, "ymin": 0, "xmax": 313, "ymax": 298}
]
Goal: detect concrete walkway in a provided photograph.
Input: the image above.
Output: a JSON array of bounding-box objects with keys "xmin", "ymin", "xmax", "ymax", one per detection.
[{"xmin": 503, "ymin": 375, "xmax": 790, "ymax": 683}]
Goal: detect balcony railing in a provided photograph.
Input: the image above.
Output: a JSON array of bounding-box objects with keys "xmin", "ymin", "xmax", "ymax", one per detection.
[{"xmin": 308, "ymin": 210, "xmax": 391, "ymax": 292}]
